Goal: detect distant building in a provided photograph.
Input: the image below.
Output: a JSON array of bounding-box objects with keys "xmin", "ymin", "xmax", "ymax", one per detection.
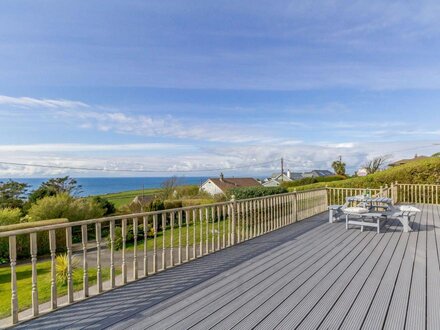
[
  {"xmin": 357, "ymin": 168, "xmax": 369, "ymax": 177},
  {"xmin": 200, "ymin": 173, "xmax": 261, "ymax": 195},
  {"xmin": 132, "ymin": 195, "xmax": 155, "ymax": 205},
  {"xmin": 302, "ymin": 170, "xmax": 334, "ymax": 178},
  {"xmin": 388, "ymin": 155, "xmax": 428, "ymax": 167},
  {"xmin": 263, "ymin": 169, "xmax": 333, "ymax": 186}
]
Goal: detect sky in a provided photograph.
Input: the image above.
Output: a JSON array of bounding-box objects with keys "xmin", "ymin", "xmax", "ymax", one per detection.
[{"xmin": 1, "ymin": 0, "xmax": 440, "ymax": 178}]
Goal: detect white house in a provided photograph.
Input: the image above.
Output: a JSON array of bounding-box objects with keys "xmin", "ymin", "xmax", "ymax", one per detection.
[
  {"xmin": 357, "ymin": 168, "xmax": 369, "ymax": 177},
  {"xmin": 200, "ymin": 173, "xmax": 261, "ymax": 195}
]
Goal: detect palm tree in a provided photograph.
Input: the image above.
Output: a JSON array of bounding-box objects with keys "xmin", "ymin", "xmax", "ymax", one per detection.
[{"xmin": 332, "ymin": 158, "xmax": 346, "ymax": 176}]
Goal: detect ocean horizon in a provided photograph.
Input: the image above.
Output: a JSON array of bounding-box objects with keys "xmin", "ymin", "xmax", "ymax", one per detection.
[{"xmin": 1, "ymin": 177, "xmax": 210, "ymax": 196}]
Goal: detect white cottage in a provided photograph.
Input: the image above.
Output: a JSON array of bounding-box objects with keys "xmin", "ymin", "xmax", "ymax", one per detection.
[{"xmin": 200, "ymin": 174, "xmax": 261, "ymax": 195}]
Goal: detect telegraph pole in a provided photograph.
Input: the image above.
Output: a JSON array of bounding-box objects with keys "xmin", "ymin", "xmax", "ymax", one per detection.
[{"xmin": 281, "ymin": 157, "xmax": 284, "ymax": 182}]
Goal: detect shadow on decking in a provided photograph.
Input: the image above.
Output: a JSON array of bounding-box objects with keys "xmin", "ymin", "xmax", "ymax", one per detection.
[{"xmin": 14, "ymin": 215, "xmax": 325, "ymax": 329}]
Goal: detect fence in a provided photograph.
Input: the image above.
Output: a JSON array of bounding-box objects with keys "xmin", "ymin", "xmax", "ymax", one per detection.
[
  {"xmin": 0, "ymin": 188, "xmax": 328, "ymax": 325},
  {"xmin": 396, "ymin": 183, "xmax": 440, "ymax": 204}
]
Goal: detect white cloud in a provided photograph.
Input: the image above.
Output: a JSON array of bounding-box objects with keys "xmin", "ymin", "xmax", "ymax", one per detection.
[
  {"xmin": 0, "ymin": 143, "xmax": 188, "ymax": 153},
  {"xmin": 0, "ymin": 95, "xmax": 89, "ymax": 109}
]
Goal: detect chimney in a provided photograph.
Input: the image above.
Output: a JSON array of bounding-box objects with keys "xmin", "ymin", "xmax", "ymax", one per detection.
[
  {"xmin": 287, "ymin": 169, "xmax": 291, "ymax": 179},
  {"xmin": 220, "ymin": 172, "xmax": 224, "ymax": 182}
]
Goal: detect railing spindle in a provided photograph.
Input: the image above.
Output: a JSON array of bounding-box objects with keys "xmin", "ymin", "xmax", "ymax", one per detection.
[
  {"xmin": 153, "ymin": 214, "xmax": 158, "ymax": 273},
  {"xmin": 178, "ymin": 211, "xmax": 182, "ymax": 264},
  {"xmin": 96, "ymin": 222, "xmax": 102, "ymax": 292},
  {"xmin": 132, "ymin": 217, "xmax": 138, "ymax": 280},
  {"xmin": 49, "ymin": 230, "xmax": 57, "ymax": 309},
  {"xmin": 185, "ymin": 210, "xmax": 190, "ymax": 261},
  {"xmin": 81, "ymin": 224, "xmax": 89, "ymax": 297},
  {"xmin": 162, "ymin": 213, "xmax": 166, "ymax": 270},
  {"xmin": 9, "ymin": 235, "xmax": 18, "ymax": 324},
  {"xmin": 122, "ymin": 218, "xmax": 127, "ymax": 283},
  {"xmin": 66, "ymin": 227, "xmax": 73, "ymax": 303},
  {"xmin": 30, "ymin": 232, "xmax": 39, "ymax": 316},
  {"xmin": 109, "ymin": 220, "xmax": 115, "ymax": 288},
  {"xmin": 143, "ymin": 216, "xmax": 148, "ymax": 276},
  {"xmin": 170, "ymin": 213, "xmax": 174, "ymax": 266}
]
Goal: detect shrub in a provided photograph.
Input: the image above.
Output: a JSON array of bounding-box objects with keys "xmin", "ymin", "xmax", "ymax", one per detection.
[
  {"xmin": 228, "ymin": 186, "xmax": 288, "ymax": 200},
  {"xmin": 164, "ymin": 200, "xmax": 183, "ymax": 210},
  {"xmin": 281, "ymin": 175, "xmax": 345, "ymax": 189},
  {"xmin": 27, "ymin": 193, "xmax": 105, "ymax": 222},
  {"xmin": 288, "ymin": 157, "xmax": 440, "ymax": 192},
  {"xmin": 175, "ymin": 185, "xmax": 200, "ymax": 198},
  {"xmin": 0, "ymin": 208, "xmax": 22, "ymax": 226},
  {"xmin": 56, "ymin": 253, "xmax": 80, "ymax": 285},
  {"xmin": 90, "ymin": 196, "xmax": 116, "ymax": 216}
]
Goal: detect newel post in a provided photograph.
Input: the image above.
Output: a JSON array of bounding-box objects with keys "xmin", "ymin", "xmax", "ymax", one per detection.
[
  {"xmin": 390, "ymin": 182, "xmax": 396, "ymax": 204},
  {"xmin": 231, "ymin": 195, "xmax": 236, "ymax": 245}
]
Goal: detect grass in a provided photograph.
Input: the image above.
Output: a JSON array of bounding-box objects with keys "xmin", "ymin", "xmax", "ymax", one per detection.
[
  {"xmin": 125, "ymin": 217, "xmax": 233, "ymax": 253},
  {"xmin": 0, "ymin": 261, "xmax": 119, "ymax": 319},
  {"xmin": 98, "ymin": 188, "xmax": 161, "ymax": 208}
]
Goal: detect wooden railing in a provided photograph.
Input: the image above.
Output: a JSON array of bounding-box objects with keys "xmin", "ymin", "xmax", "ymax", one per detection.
[
  {"xmin": 0, "ymin": 188, "xmax": 328, "ymax": 325},
  {"xmin": 396, "ymin": 183, "xmax": 440, "ymax": 204},
  {"xmin": 326, "ymin": 183, "xmax": 440, "ymax": 205}
]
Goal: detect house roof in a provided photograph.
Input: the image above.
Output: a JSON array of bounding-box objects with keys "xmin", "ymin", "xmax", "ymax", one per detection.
[
  {"xmin": 208, "ymin": 177, "xmax": 261, "ymax": 192},
  {"xmin": 309, "ymin": 170, "xmax": 334, "ymax": 177},
  {"xmin": 389, "ymin": 155, "xmax": 428, "ymax": 167}
]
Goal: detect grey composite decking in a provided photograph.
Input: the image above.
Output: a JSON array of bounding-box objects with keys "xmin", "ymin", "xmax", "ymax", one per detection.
[{"xmin": 14, "ymin": 204, "xmax": 440, "ymax": 330}]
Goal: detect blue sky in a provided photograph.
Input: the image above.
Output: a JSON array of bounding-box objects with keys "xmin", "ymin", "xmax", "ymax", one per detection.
[{"xmin": 1, "ymin": 0, "xmax": 440, "ymax": 177}]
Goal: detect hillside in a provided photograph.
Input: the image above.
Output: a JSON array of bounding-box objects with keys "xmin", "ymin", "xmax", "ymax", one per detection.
[{"xmin": 289, "ymin": 157, "xmax": 440, "ymax": 192}]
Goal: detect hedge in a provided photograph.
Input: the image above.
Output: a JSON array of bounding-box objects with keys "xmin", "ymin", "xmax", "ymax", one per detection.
[
  {"xmin": 288, "ymin": 157, "xmax": 440, "ymax": 192},
  {"xmin": 0, "ymin": 218, "xmax": 69, "ymax": 259},
  {"xmin": 228, "ymin": 186, "xmax": 288, "ymax": 200},
  {"xmin": 281, "ymin": 175, "xmax": 345, "ymax": 189}
]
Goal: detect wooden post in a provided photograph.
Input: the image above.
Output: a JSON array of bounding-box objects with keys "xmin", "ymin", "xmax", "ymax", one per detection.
[
  {"xmin": 95, "ymin": 222, "xmax": 102, "ymax": 292},
  {"xmin": 9, "ymin": 235, "xmax": 18, "ymax": 324},
  {"xmin": 109, "ymin": 220, "xmax": 116, "ymax": 288},
  {"xmin": 81, "ymin": 224, "xmax": 89, "ymax": 297},
  {"xmin": 30, "ymin": 232, "xmax": 39, "ymax": 316},
  {"xmin": 122, "ymin": 218, "xmax": 127, "ymax": 283},
  {"xmin": 153, "ymin": 214, "xmax": 158, "ymax": 272},
  {"xmin": 143, "ymin": 216, "xmax": 148, "ymax": 276},
  {"xmin": 231, "ymin": 196, "xmax": 236, "ymax": 245},
  {"xmin": 66, "ymin": 227, "xmax": 73, "ymax": 303},
  {"xmin": 132, "ymin": 217, "xmax": 138, "ymax": 280},
  {"xmin": 49, "ymin": 230, "xmax": 57, "ymax": 309}
]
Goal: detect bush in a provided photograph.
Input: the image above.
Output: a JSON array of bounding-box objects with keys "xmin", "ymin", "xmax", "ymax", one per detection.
[
  {"xmin": 228, "ymin": 186, "xmax": 288, "ymax": 200},
  {"xmin": 91, "ymin": 196, "xmax": 116, "ymax": 216},
  {"xmin": 164, "ymin": 200, "xmax": 183, "ymax": 210},
  {"xmin": 175, "ymin": 185, "xmax": 200, "ymax": 198},
  {"xmin": 281, "ymin": 175, "xmax": 345, "ymax": 189},
  {"xmin": 56, "ymin": 253, "xmax": 80, "ymax": 285},
  {"xmin": 288, "ymin": 157, "xmax": 440, "ymax": 192},
  {"xmin": 27, "ymin": 193, "xmax": 105, "ymax": 222},
  {"xmin": 0, "ymin": 208, "xmax": 22, "ymax": 226}
]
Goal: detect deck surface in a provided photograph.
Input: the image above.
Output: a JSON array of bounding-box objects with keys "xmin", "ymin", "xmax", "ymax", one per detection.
[{"xmin": 15, "ymin": 204, "xmax": 440, "ymax": 330}]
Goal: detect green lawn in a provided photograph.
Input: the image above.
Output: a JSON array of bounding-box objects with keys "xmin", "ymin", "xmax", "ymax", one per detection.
[
  {"xmin": 98, "ymin": 188, "xmax": 161, "ymax": 208},
  {"xmin": 125, "ymin": 217, "xmax": 233, "ymax": 252},
  {"xmin": 0, "ymin": 261, "xmax": 119, "ymax": 319}
]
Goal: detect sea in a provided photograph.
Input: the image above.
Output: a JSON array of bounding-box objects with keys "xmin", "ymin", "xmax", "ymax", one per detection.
[{"xmin": 1, "ymin": 177, "xmax": 209, "ymax": 196}]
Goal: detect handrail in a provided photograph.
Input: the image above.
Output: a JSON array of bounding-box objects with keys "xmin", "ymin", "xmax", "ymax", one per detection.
[{"xmin": 0, "ymin": 188, "xmax": 329, "ymax": 325}]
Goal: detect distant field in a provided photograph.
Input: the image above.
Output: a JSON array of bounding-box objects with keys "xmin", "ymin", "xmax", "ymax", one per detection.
[{"xmin": 98, "ymin": 188, "xmax": 161, "ymax": 208}]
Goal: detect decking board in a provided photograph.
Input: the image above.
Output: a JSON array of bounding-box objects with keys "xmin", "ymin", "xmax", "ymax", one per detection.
[{"xmin": 14, "ymin": 204, "xmax": 440, "ymax": 330}]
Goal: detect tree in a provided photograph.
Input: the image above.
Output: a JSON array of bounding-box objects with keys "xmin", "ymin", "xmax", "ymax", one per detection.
[
  {"xmin": 432, "ymin": 152, "xmax": 440, "ymax": 157},
  {"xmin": 331, "ymin": 158, "xmax": 346, "ymax": 176},
  {"xmin": 363, "ymin": 155, "xmax": 389, "ymax": 174},
  {"xmin": 27, "ymin": 193, "xmax": 105, "ymax": 221},
  {"xmin": 29, "ymin": 176, "xmax": 82, "ymax": 203},
  {"xmin": 91, "ymin": 196, "xmax": 116, "ymax": 216},
  {"xmin": 0, "ymin": 180, "xmax": 29, "ymax": 209},
  {"xmin": 160, "ymin": 176, "xmax": 180, "ymax": 200}
]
